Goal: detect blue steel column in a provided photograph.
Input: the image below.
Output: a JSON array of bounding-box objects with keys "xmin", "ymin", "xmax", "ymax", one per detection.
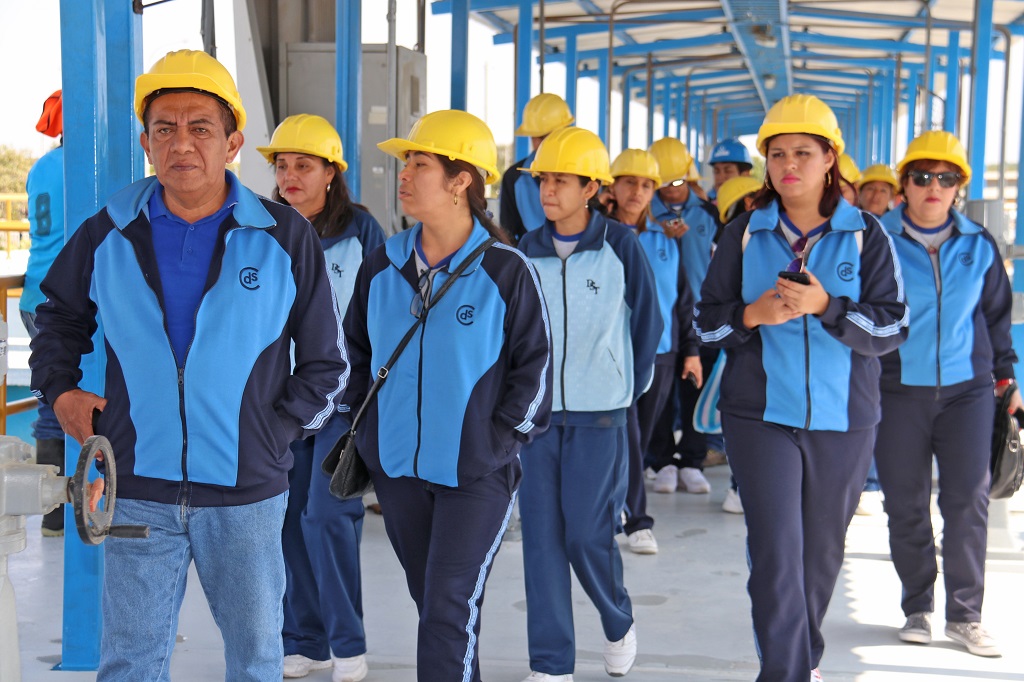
[
  {"xmin": 336, "ymin": 0, "xmax": 361, "ymax": 199},
  {"xmin": 58, "ymin": 0, "xmax": 141, "ymax": 668},
  {"xmin": 450, "ymin": 0, "xmax": 469, "ymax": 110},
  {"xmin": 675, "ymin": 87, "xmax": 684, "ymax": 140},
  {"xmin": 515, "ymin": 0, "xmax": 533, "ymax": 160},
  {"xmin": 881, "ymin": 70, "xmax": 893, "ymax": 163},
  {"xmin": 597, "ymin": 53, "xmax": 609, "ymax": 145},
  {"xmin": 621, "ymin": 73, "xmax": 632, "ymax": 149},
  {"xmin": 564, "ymin": 34, "xmax": 578, "ymax": 115},
  {"xmin": 945, "ymin": 32, "xmax": 960, "ymax": 133},
  {"xmin": 968, "ymin": 0, "xmax": 994, "ymax": 201},
  {"xmin": 905, "ymin": 66, "xmax": 919, "ymax": 147},
  {"xmin": 662, "ymin": 84, "xmax": 671, "ymax": 139},
  {"xmin": 923, "ymin": 53, "xmax": 937, "ymax": 129}
]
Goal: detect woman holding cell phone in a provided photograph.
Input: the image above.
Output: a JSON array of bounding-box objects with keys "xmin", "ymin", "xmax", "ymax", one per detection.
[{"xmin": 694, "ymin": 94, "xmax": 908, "ymax": 682}]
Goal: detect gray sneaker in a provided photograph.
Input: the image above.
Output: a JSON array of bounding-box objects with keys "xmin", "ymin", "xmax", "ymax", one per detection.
[
  {"xmin": 898, "ymin": 612, "xmax": 932, "ymax": 644},
  {"xmin": 945, "ymin": 622, "xmax": 1001, "ymax": 657}
]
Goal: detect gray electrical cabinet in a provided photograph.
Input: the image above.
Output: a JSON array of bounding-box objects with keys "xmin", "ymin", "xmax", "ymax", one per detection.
[{"xmin": 281, "ymin": 42, "xmax": 427, "ymax": 235}]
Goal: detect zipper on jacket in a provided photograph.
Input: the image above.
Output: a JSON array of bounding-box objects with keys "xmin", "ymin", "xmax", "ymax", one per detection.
[
  {"xmin": 803, "ymin": 317, "xmax": 812, "ymax": 430},
  {"xmin": 934, "ymin": 245, "xmax": 944, "ymax": 399},
  {"xmin": 178, "ymin": 367, "xmax": 189, "ymax": 482},
  {"xmin": 559, "ymin": 259, "xmax": 570, "ymax": 423},
  {"xmin": 412, "ymin": 309, "xmax": 427, "ymax": 477}
]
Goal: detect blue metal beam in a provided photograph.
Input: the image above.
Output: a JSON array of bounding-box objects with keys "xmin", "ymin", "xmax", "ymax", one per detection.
[
  {"xmin": 968, "ymin": 0, "xmax": 995, "ymax": 201},
  {"xmin": 451, "ymin": 0, "xmax": 470, "ymax": 109},
  {"xmin": 432, "ymin": 0, "xmax": 571, "ymax": 11},
  {"xmin": 546, "ymin": 33, "xmax": 734, "ymax": 63},
  {"xmin": 337, "ymin": 0, "xmax": 362, "ymax": 199},
  {"xmin": 597, "ymin": 52, "xmax": 610, "ymax": 144},
  {"xmin": 564, "ymin": 34, "xmax": 578, "ymax": 114},
  {"xmin": 514, "ymin": 0, "xmax": 532, "ymax": 159},
  {"xmin": 945, "ymin": 31, "xmax": 960, "ymax": 134},
  {"xmin": 490, "ymin": 8, "xmax": 724, "ymax": 45}
]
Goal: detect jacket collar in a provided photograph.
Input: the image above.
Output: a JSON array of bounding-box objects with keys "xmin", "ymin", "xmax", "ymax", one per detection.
[
  {"xmin": 881, "ymin": 204, "xmax": 981, "ymax": 236},
  {"xmin": 528, "ymin": 209, "xmax": 610, "ymax": 257},
  {"xmin": 748, "ymin": 196, "xmax": 865, "ymax": 234},
  {"xmin": 385, "ymin": 217, "xmax": 492, "ymax": 275}
]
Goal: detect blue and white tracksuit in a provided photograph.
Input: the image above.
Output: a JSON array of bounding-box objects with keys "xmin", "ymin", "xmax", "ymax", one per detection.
[
  {"xmin": 499, "ymin": 151, "xmax": 545, "ymax": 242},
  {"xmin": 624, "ymin": 219, "xmax": 699, "ymax": 535},
  {"xmin": 283, "ymin": 207, "xmax": 385, "ymax": 663},
  {"xmin": 649, "ymin": 189, "xmax": 723, "ymax": 468},
  {"xmin": 695, "ymin": 198, "xmax": 908, "ymax": 682},
  {"xmin": 28, "ymin": 174, "xmax": 347, "ymax": 681},
  {"xmin": 874, "ymin": 206, "xmax": 1016, "ymax": 624},
  {"xmin": 517, "ymin": 211, "xmax": 662, "ymax": 674},
  {"xmin": 342, "ymin": 219, "xmax": 552, "ymax": 682}
]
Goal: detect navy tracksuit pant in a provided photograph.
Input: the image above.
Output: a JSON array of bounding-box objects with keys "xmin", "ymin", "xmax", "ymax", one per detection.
[
  {"xmin": 650, "ymin": 345, "xmax": 721, "ymax": 471},
  {"xmin": 282, "ymin": 422, "xmax": 367, "ymax": 661},
  {"xmin": 624, "ymin": 362, "xmax": 675, "ymax": 534},
  {"xmin": 370, "ymin": 461, "xmax": 520, "ymax": 682},
  {"xmin": 519, "ymin": 423, "xmax": 634, "ymax": 674},
  {"xmin": 874, "ymin": 382, "xmax": 993, "ymax": 622},
  {"xmin": 723, "ymin": 414, "xmax": 873, "ymax": 682}
]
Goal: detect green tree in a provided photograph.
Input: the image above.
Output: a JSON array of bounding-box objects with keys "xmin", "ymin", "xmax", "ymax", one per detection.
[{"xmin": 0, "ymin": 145, "xmax": 37, "ymax": 195}]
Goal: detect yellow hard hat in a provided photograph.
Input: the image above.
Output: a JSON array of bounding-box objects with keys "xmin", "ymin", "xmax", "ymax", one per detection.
[
  {"xmin": 135, "ymin": 49, "xmax": 246, "ymax": 130},
  {"xmin": 648, "ymin": 137, "xmax": 693, "ymax": 185},
  {"xmin": 857, "ymin": 164, "xmax": 899, "ymax": 190},
  {"xmin": 515, "ymin": 93, "xmax": 575, "ymax": 137},
  {"xmin": 716, "ymin": 176, "xmax": 763, "ymax": 223},
  {"xmin": 610, "ymin": 149, "xmax": 661, "ymax": 186},
  {"xmin": 838, "ymin": 154, "xmax": 861, "ymax": 184},
  {"xmin": 378, "ymin": 110, "xmax": 500, "ymax": 184},
  {"xmin": 257, "ymin": 114, "xmax": 347, "ymax": 171},
  {"xmin": 896, "ymin": 130, "xmax": 971, "ymax": 183},
  {"xmin": 756, "ymin": 94, "xmax": 844, "ymax": 156},
  {"xmin": 687, "ymin": 162, "xmax": 703, "ymax": 182},
  {"xmin": 523, "ymin": 127, "xmax": 613, "ymax": 185}
]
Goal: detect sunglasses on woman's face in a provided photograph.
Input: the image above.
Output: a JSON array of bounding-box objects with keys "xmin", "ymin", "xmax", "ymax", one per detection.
[{"xmin": 906, "ymin": 170, "xmax": 962, "ymax": 189}]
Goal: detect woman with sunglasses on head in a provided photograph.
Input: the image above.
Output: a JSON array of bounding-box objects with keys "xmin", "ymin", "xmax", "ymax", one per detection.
[
  {"xmin": 874, "ymin": 131, "xmax": 1019, "ymax": 658},
  {"xmin": 258, "ymin": 114, "xmax": 384, "ymax": 682},
  {"xmin": 604, "ymin": 148, "xmax": 703, "ymax": 555},
  {"xmin": 695, "ymin": 94, "xmax": 908, "ymax": 682},
  {"xmin": 342, "ymin": 110, "xmax": 552, "ymax": 681},
  {"xmin": 516, "ymin": 128, "xmax": 662, "ymax": 681}
]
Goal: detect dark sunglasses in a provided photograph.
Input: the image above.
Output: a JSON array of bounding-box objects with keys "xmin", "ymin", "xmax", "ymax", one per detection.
[
  {"xmin": 906, "ymin": 170, "xmax": 962, "ymax": 189},
  {"xmin": 410, "ymin": 269, "xmax": 432, "ymax": 319}
]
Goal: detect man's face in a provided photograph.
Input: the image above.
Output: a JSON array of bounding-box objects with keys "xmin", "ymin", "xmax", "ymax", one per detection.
[
  {"xmin": 140, "ymin": 91, "xmax": 243, "ymax": 206},
  {"xmin": 712, "ymin": 162, "xmax": 744, "ymax": 190}
]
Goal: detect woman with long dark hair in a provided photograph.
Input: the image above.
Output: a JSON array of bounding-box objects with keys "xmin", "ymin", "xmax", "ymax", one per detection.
[
  {"xmin": 695, "ymin": 94, "xmax": 908, "ymax": 682},
  {"xmin": 258, "ymin": 114, "xmax": 384, "ymax": 682},
  {"xmin": 342, "ymin": 109, "xmax": 552, "ymax": 681}
]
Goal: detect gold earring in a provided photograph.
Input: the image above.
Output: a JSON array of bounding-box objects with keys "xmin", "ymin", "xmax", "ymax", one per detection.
[
  {"xmin": 453, "ymin": 195, "xmax": 459, "ymax": 206},
  {"xmin": 824, "ymin": 173, "xmax": 832, "ymax": 187},
  {"xmin": 765, "ymin": 175, "xmax": 774, "ymax": 191}
]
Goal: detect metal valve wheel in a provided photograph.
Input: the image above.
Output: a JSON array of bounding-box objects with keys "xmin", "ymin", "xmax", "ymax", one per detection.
[{"xmin": 68, "ymin": 435, "xmax": 149, "ymax": 545}]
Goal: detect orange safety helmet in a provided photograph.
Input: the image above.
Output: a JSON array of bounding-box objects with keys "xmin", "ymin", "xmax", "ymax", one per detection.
[{"xmin": 36, "ymin": 90, "xmax": 63, "ymax": 138}]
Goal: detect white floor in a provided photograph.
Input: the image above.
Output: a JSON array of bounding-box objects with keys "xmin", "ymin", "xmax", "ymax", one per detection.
[{"xmin": 10, "ymin": 464, "xmax": 1024, "ymax": 681}]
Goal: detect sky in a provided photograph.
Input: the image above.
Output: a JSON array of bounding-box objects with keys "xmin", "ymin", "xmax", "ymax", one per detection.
[{"xmin": 0, "ymin": 0, "xmax": 1020, "ymax": 172}]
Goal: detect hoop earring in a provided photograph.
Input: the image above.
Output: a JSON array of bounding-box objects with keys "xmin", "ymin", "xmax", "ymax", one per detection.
[
  {"xmin": 764, "ymin": 175, "xmax": 774, "ymax": 191},
  {"xmin": 453, "ymin": 195, "xmax": 459, "ymax": 206},
  {"xmin": 824, "ymin": 173, "xmax": 832, "ymax": 187}
]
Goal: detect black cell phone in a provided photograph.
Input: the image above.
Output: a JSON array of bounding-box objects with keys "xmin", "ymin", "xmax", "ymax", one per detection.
[
  {"xmin": 778, "ymin": 271, "xmax": 810, "ymax": 285},
  {"xmin": 685, "ymin": 372, "xmax": 699, "ymax": 388}
]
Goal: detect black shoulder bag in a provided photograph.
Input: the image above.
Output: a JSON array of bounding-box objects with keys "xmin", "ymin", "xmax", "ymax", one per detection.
[
  {"xmin": 322, "ymin": 237, "xmax": 497, "ymax": 500},
  {"xmin": 991, "ymin": 383, "xmax": 1024, "ymax": 500}
]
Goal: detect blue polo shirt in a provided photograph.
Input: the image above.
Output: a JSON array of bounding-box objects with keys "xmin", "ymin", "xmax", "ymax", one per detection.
[{"xmin": 148, "ymin": 171, "xmax": 240, "ymax": 367}]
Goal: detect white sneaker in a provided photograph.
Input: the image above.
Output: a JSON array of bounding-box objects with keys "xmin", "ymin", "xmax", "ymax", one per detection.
[
  {"xmin": 521, "ymin": 673, "xmax": 574, "ymax": 682},
  {"xmin": 810, "ymin": 669, "xmax": 824, "ymax": 682},
  {"xmin": 652, "ymin": 465, "xmax": 678, "ymax": 493},
  {"xmin": 283, "ymin": 654, "xmax": 331, "ymax": 678},
  {"xmin": 627, "ymin": 529, "xmax": 658, "ymax": 554},
  {"xmin": 678, "ymin": 467, "xmax": 710, "ymax": 494},
  {"xmin": 603, "ymin": 623, "xmax": 637, "ymax": 676},
  {"xmin": 722, "ymin": 488, "xmax": 744, "ymax": 514},
  {"xmin": 644, "ymin": 466, "xmax": 657, "ymax": 481},
  {"xmin": 332, "ymin": 654, "xmax": 368, "ymax": 682},
  {"xmin": 855, "ymin": 490, "xmax": 885, "ymax": 516},
  {"xmin": 944, "ymin": 622, "xmax": 1001, "ymax": 657}
]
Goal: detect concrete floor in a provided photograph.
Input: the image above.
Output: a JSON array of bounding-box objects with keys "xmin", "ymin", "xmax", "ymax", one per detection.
[{"xmin": 9, "ymin": 464, "xmax": 1024, "ymax": 681}]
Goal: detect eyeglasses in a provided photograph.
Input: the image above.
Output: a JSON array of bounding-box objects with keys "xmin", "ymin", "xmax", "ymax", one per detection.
[
  {"xmin": 410, "ymin": 269, "xmax": 432, "ymax": 318},
  {"xmin": 786, "ymin": 235, "xmax": 808, "ymax": 273},
  {"xmin": 906, "ymin": 170, "xmax": 962, "ymax": 189}
]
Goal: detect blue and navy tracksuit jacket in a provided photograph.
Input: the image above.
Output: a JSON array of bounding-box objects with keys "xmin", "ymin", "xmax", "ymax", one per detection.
[
  {"xmin": 21, "ymin": 146, "xmax": 65, "ymax": 315},
  {"xmin": 879, "ymin": 206, "xmax": 1016, "ymax": 392},
  {"xmin": 322, "ymin": 207, "xmax": 386, "ymax": 318},
  {"xmin": 634, "ymin": 219, "xmax": 699, "ymax": 366},
  {"xmin": 650, "ymin": 188, "xmax": 721, "ymax": 298},
  {"xmin": 517, "ymin": 211, "xmax": 663, "ymax": 426},
  {"xmin": 341, "ymin": 220, "xmax": 552, "ymax": 488},
  {"xmin": 29, "ymin": 175, "xmax": 349, "ymax": 506},
  {"xmin": 499, "ymin": 151, "xmax": 545, "ymax": 242},
  {"xmin": 695, "ymin": 198, "xmax": 909, "ymax": 431}
]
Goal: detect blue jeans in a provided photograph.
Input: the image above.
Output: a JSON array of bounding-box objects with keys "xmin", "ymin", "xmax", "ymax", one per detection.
[
  {"xmin": 20, "ymin": 310, "xmax": 64, "ymax": 440},
  {"xmin": 99, "ymin": 494, "xmax": 288, "ymax": 681}
]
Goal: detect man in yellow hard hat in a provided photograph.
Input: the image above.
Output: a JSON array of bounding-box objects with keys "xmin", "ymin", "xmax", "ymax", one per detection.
[
  {"xmin": 499, "ymin": 93, "xmax": 574, "ymax": 242},
  {"xmin": 28, "ymin": 50, "xmax": 348, "ymax": 680}
]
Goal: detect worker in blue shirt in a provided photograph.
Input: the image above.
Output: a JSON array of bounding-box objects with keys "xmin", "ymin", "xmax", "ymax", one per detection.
[
  {"xmin": 875, "ymin": 131, "xmax": 1018, "ymax": 658},
  {"xmin": 258, "ymin": 114, "xmax": 385, "ymax": 682},
  {"xmin": 28, "ymin": 50, "xmax": 348, "ymax": 681},
  {"xmin": 22, "ymin": 89, "xmax": 67, "ymax": 536},
  {"xmin": 646, "ymin": 137, "xmax": 722, "ymax": 496},
  {"xmin": 500, "ymin": 93, "xmax": 574, "ymax": 242},
  {"xmin": 695, "ymin": 94, "xmax": 908, "ymax": 682},
  {"xmin": 517, "ymin": 127, "xmax": 661, "ymax": 681},
  {"xmin": 708, "ymin": 137, "xmax": 754, "ymax": 202},
  {"xmin": 344, "ymin": 109, "xmax": 552, "ymax": 682}
]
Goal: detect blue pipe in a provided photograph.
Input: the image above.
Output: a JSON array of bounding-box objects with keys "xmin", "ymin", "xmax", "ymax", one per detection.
[
  {"xmin": 597, "ymin": 53, "xmax": 609, "ymax": 145},
  {"xmin": 564, "ymin": 34, "xmax": 577, "ymax": 115},
  {"xmin": 945, "ymin": 32, "xmax": 961, "ymax": 133},
  {"xmin": 514, "ymin": 0, "xmax": 532, "ymax": 160},
  {"xmin": 451, "ymin": 0, "xmax": 469, "ymax": 110},
  {"xmin": 336, "ymin": 0, "xmax": 361, "ymax": 199},
  {"xmin": 968, "ymin": 0, "xmax": 994, "ymax": 201}
]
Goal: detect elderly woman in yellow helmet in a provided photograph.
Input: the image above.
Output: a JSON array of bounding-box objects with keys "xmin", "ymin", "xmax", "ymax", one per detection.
[
  {"xmin": 695, "ymin": 94, "xmax": 908, "ymax": 682},
  {"xmin": 256, "ymin": 114, "xmax": 384, "ymax": 682},
  {"xmin": 605, "ymin": 149, "xmax": 703, "ymax": 557},
  {"xmin": 857, "ymin": 164, "xmax": 900, "ymax": 217},
  {"xmin": 341, "ymin": 110, "xmax": 551, "ymax": 681},
  {"xmin": 516, "ymin": 128, "xmax": 661, "ymax": 680},
  {"xmin": 874, "ymin": 130, "xmax": 1019, "ymax": 658}
]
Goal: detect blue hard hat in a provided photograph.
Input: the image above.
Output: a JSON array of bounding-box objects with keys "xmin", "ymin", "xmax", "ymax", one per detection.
[{"xmin": 710, "ymin": 138, "xmax": 752, "ymax": 166}]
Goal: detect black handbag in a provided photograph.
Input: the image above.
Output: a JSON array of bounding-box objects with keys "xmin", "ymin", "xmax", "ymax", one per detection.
[
  {"xmin": 990, "ymin": 384, "xmax": 1024, "ymax": 500},
  {"xmin": 322, "ymin": 237, "xmax": 496, "ymax": 500}
]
